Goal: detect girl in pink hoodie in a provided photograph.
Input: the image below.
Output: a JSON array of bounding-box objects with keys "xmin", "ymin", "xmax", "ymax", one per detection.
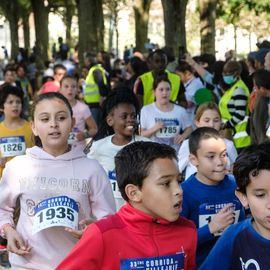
[{"xmin": 0, "ymin": 92, "xmax": 116, "ymax": 270}]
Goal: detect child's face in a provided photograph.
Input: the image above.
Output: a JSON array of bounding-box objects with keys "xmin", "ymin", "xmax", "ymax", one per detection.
[
  {"xmin": 154, "ymin": 81, "xmax": 171, "ymax": 105},
  {"xmin": 196, "ymin": 109, "xmax": 221, "ymax": 131},
  {"xmin": 106, "ymin": 103, "xmax": 137, "ymax": 138},
  {"xmin": 190, "ymin": 138, "xmax": 227, "ymax": 185},
  {"xmin": 54, "ymin": 68, "xmax": 66, "ymax": 83},
  {"xmin": 136, "ymin": 158, "xmax": 182, "ymax": 222},
  {"xmin": 4, "ymin": 71, "xmax": 15, "ymax": 84},
  {"xmin": 236, "ymin": 170, "xmax": 270, "ymax": 240},
  {"xmin": 60, "ymin": 79, "xmax": 77, "ymax": 102},
  {"xmin": 31, "ymin": 98, "xmax": 74, "ymax": 156},
  {"xmin": 3, "ymin": 94, "xmax": 22, "ymax": 119}
]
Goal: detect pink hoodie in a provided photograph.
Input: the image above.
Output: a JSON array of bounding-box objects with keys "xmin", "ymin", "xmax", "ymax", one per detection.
[{"xmin": 0, "ymin": 145, "xmax": 116, "ymax": 270}]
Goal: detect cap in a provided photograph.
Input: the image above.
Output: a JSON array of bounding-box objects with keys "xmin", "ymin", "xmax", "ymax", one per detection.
[
  {"xmin": 254, "ymin": 48, "xmax": 270, "ymax": 65},
  {"xmin": 194, "ymin": 88, "xmax": 213, "ymax": 105}
]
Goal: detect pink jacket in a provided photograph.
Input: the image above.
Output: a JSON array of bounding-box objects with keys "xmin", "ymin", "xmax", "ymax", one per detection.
[{"xmin": 0, "ymin": 146, "xmax": 116, "ymax": 270}]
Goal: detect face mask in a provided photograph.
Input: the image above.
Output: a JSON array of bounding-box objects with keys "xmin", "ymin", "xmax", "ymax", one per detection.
[{"xmin": 223, "ymin": 75, "xmax": 237, "ymax": 85}]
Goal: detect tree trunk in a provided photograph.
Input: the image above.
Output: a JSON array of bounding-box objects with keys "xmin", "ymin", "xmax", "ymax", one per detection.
[
  {"xmin": 8, "ymin": 15, "xmax": 19, "ymax": 61},
  {"xmin": 77, "ymin": 0, "xmax": 104, "ymax": 65},
  {"xmin": 199, "ymin": 0, "xmax": 217, "ymax": 55},
  {"xmin": 31, "ymin": 0, "xmax": 49, "ymax": 71},
  {"xmin": 22, "ymin": 13, "xmax": 30, "ymax": 52},
  {"xmin": 0, "ymin": 1, "xmax": 20, "ymax": 60},
  {"xmin": 65, "ymin": 0, "xmax": 74, "ymax": 47},
  {"xmin": 233, "ymin": 24, "xmax": 237, "ymax": 56},
  {"xmin": 161, "ymin": 0, "xmax": 188, "ymax": 58},
  {"xmin": 133, "ymin": 0, "xmax": 153, "ymax": 53}
]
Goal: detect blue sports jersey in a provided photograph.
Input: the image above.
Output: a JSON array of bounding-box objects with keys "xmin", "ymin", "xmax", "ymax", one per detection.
[
  {"xmin": 181, "ymin": 174, "xmax": 245, "ymax": 267},
  {"xmin": 200, "ymin": 218, "xmax": 270, "ymax": 270}
]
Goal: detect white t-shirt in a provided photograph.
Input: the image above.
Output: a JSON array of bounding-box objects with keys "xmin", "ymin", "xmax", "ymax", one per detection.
[
  {"xmin": 184, "ymin": 77, "xmax": 204, "ymax": 126},
  {"xmin": 87, "ymin": 135, "xmax": 150, "ymax": 210},
  {"xmin": 140, "ymin": 102, "xmax": 192, "ymax": 151},
  {"xmin": 178, "ymin": 138, "xmax": 238, "ymax": 180}
]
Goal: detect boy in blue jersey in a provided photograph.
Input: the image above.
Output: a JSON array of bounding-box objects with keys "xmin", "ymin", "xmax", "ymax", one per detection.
[
  {"xmin": 180, "ymin": 127, "xmax": 245, "ymax": 267},
  {"xmin": 200, "ymin": 142, "xmax": 270, "ymax": 270}
]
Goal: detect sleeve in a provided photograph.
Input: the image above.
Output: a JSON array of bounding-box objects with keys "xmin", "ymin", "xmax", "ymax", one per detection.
[
  {"xmin": 180, "ymin": 109, "xmax": 192, "ymax": 130},
  {"xmin": 177, "ymin": 140, "xmax": 190, "ymax": 173},
  {"xmin": 56, "ymin": 224, "xmax": 103, "ymax": 270},
  {"xmin": 202, "ymin": 71, "xmax": 214, "ymax": 86},
  {"xmin": 0, "ymin": 161, "xmax": 20, "ymax": 228},
  {"xmin": 180, "ymin": 182, "xmax": 214, "ymax": 246},
  {"xmin": 227, "ymin": 87, "xmax": 248, "ymax": 128},
  {"xmin": 82, "ymin": 103, "xmax": 92, "ymax": 120},
  {"xmin": 140, "ymin": 106, "xmax": 149, "ymax": 129},
  {"xmin": 199, "ymin": 225, "xmax": 237, "ymax": 270},
  {"xmin": 226, "ymin": 139, "xmax": 238, "ymax": 164},
  {"xmin": 89, "ymin": 161, "xmax": 116, "ymax": 219}
]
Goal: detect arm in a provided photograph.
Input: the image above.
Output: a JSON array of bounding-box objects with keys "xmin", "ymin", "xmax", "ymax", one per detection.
[
  {"xmin": 184, "ymin": 54, "xmax": 208, "ymax": 79},
  {"xmin": 174, "ymin": 126, "xmax": 192, "ymax": 144},
  {"xmin": 76, "ymin": 116, "xmax": 97, "ymax": 141},
  {"xmin": 56, "ymin": 224, "xmax": 103, "ymax": 270},
  {"xmin": 177, "ymin": 140, "xmax": 190, "ymax": 173},
  {"xmin": 140, "ymin": 123, "xmax": 164, "ymax": 138},
  {"xmin": 133, "ymin": 78, "xmax": 143, "ymax": 109},
  {"xmin": 93, "ymin": 70, "xmax": 108, "ymax": 97},
  {"xmin": 225, "ymin": 87, "xmax": 248, "ymax": 128},
  {"xmin": 90, "ymin": 162, "xmax": 116, "ymax": 219}
]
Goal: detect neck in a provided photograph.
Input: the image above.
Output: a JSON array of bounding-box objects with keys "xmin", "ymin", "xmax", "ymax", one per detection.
[
  {"xmin": 70, "ymin": 99, "xmax": 77, "ymax": 107},
  {"xmin": 155, "ymin": 101, "xmax": 172, "ymax": 112},
  {"xmin": 4, "ymin": 117, "xmax": 24, "ymax": 129},
  {"xmin": 112, "ymin": 134, "xmax": 132, "ymax": 146},
  {"xmin": 43, "ymin": 144, "xmax": 71, "ymax": 157}
]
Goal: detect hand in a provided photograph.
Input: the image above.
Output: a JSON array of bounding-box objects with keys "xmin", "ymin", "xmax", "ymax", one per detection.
[
  {"xmin": 76, "ymin": 131, "xmax": 86, "ymax": 141},
  {"xmin": 65, "ymin": 217, "xmax": 96, "ymax": 239},
  {"xmin": 154, "ymin": 121, "xmax": 164, "ymax": 132},
  {"xmin": 6, "ymin": 227, "xmax": 31, "ymax": 256},
  {"xmin": 174, "ymin": 134, "xmax": 185, "ymax": 144},
  {"xmin": 0, "ymin": 157, "xmax": 7, "ymax": 167},
  {"xmin": 183, "ymin": 53, "xmax": 196, "ymax": 66},
  {"xmin": 209, "ymin": 204, "xmax": 235, "ymax": 235}
]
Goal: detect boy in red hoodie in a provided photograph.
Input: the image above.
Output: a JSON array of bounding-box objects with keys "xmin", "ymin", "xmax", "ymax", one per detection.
[{"xmin": 56, "ymin": 141, "xmax": 197, "ymax": 270}]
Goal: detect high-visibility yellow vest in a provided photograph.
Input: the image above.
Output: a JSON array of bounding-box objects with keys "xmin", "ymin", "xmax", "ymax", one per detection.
[
  {"xmin": 219, "ymin": 79, "xmax": 251, "ymax": 149},
  {"xmin": 84, "ymin": 64, "xmax": 107, "ymax": 104},
  {"xmin": 139, "ymin": 70, "xmax": 181, "ymax": 105}
]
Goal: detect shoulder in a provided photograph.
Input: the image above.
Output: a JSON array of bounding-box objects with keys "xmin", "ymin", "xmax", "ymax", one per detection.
[
  {"xmin": 133, "ymin": 135, "xmax": 151, "ymax": 142},
  {"xmin": 94, "ymin": 213, "xmax": 125, "ymax": 233},
  {"xmin": 91, "ymin": 136, "xmax": 111, "ymax": 149},
  {"xmin": 141, "ymin": 103, "xmax": 154, "ymax": 111}
]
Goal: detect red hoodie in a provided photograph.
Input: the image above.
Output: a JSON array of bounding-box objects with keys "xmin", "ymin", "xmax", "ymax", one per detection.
[{"xmin": 56, "ymin": 203, "xmax": 197, "ymax": 270}]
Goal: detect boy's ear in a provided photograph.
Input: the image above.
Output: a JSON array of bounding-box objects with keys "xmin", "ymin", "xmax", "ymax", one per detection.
[
  {"xmin": 189, "ymin": 153, "xmax": 199, "ymax": 167},
  {"xmin": 125, "ymin": 184, "xmax": 142, "ymax": 203},
  {"xmin": 235, "ymin": 190, "xmax": 248, "ymax": 208}
]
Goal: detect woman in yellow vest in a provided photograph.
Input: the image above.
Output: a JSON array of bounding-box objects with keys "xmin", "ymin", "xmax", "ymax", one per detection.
[{"xmin": 219, "ymin": 60, "xmax": 251, "ymax": 151}]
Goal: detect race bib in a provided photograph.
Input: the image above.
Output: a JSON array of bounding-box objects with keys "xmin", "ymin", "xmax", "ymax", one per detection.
[
  {"xmin": 120, "ymin": 253, "xmax": 184, "ymax": 270},
  {"xmin": 155, "ymin": 119, "xmax": 180, "ymax": 138},
  {"xmin": 108, "ymin": 170, "xmax": 122, "ymax": 199},
  {"xmin": 32, "ymin": 196, "xmax": 79, "ymax": 235},
  {"xmin": 0, "ymin": 136, "xmax": 26, "ymax": 157},
  {"xmin": 198, "ymin": 200, "xmax": 241, "ymax": 236}
]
